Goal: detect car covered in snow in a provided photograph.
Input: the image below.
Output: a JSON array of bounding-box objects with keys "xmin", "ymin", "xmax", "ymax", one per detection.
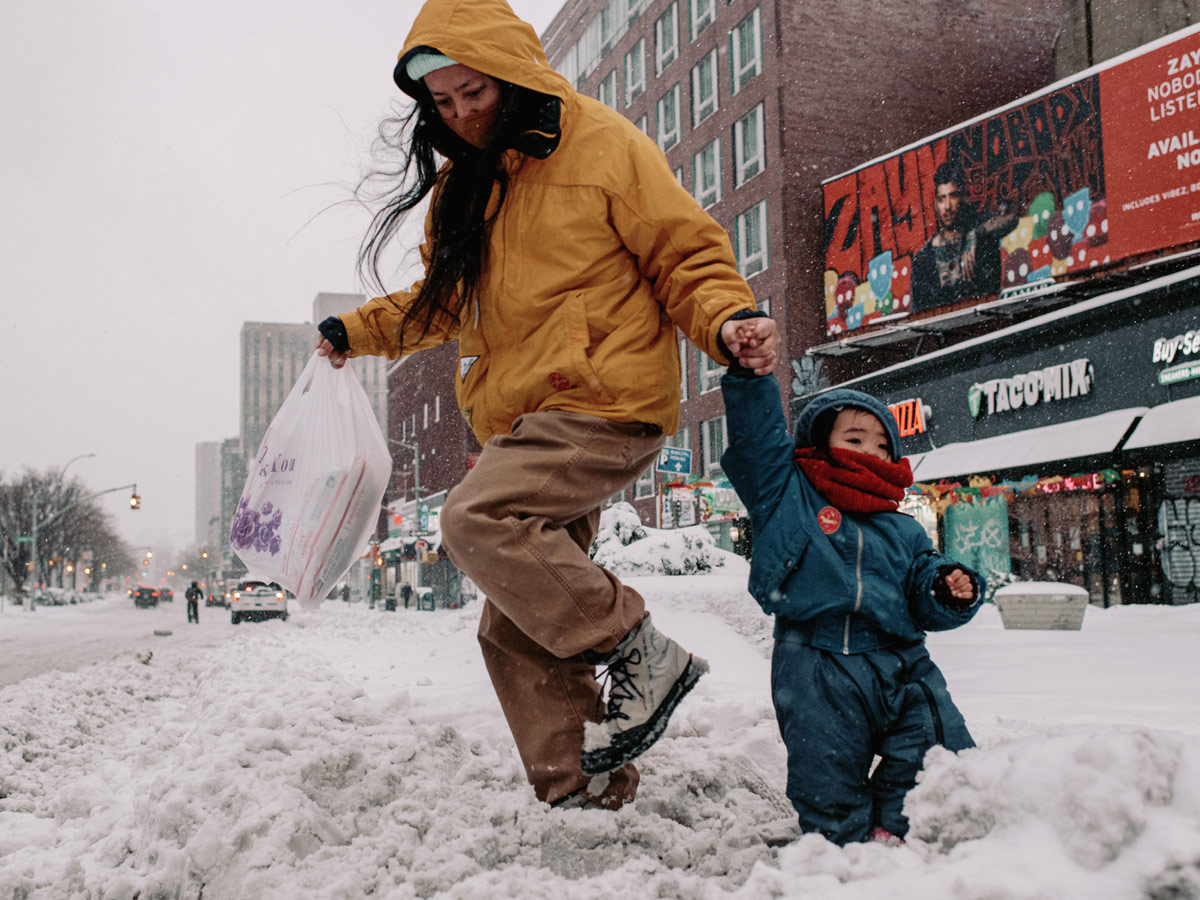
[{"xmin": 228, "ymin": 580, "xmax": 289, "ymax": 624}]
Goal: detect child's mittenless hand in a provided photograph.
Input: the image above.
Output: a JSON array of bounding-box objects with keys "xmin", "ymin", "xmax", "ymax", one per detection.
[
  {"xmin": 720, "ymin": 316, "xmax": 780, "ymax": 375},
  {"xmin": 934, "ymin": 566, "xmax": 977, "ymax": 609}
]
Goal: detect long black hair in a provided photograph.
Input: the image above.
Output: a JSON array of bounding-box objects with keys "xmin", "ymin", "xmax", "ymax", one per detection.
[{"xmin": 357, "ymin": 80, "xmax": 526, "ymax": 350}]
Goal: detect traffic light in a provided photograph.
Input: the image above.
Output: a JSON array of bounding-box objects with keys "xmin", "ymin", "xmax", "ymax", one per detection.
[{"xmin": 130, "ymin": 492, "xmax": 141, "ymax": 509}]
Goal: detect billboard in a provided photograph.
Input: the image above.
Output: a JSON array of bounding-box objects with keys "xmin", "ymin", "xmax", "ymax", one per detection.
[{"xmin": 822, "ymin": 24, "xmax": 1200, "ymax": 336}]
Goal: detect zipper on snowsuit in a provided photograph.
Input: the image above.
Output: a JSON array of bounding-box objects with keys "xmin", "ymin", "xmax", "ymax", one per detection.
[{"xmin": 843, "ymin": 527, "xmax": 864, "ymax": 655}]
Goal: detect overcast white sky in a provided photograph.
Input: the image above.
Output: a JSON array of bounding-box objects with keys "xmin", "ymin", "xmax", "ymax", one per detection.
[{"xmin": 1, "ymin": 0, "xmax": 565, "ymax": 555}]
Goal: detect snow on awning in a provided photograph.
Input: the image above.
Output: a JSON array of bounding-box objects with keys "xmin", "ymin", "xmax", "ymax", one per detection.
[
  {"xmin": 910, "ymin": 407, "xmax": 1148, "ymax": 482},
  {"xmin": 1122, "ymin": 395, "xmax": 1200, "ymax": 450}
]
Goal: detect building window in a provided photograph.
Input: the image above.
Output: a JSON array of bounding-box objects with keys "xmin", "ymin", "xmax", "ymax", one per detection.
[
  {"xmin": 729, "ymin": 8, "xmax": 762, "ymax": 94},
  {"xmin": 634, "ymin": 114, "xmax": 648, "ymax": 134},
  {"xmin": 598, "ymin": 69, "xmax": 617, "ymax": 108},
  {"xmin": 657, "ymin": 83, "xmax": 681, "ymax": 151},
  {"xmin": 625, "ymin": 38, "xmax": 646, "ymax": 105},
  {"xmin": 655, "ymin": 4, "xmax": 678, "ymax": 75},
  {"xmin": 608, "ymin": 488, "xmax": 626, "ymax": 506},
  {"xmin": 576, "ymin": 17, "xmax": 602, "ymax": 84},
  {"xmin": 635, "ymin": 464, "xmax": 655, "ymax": 499},
  {"xmin": 701, "ymin": 415, "xmax": 726, "ymax": 476},
  {"xmin": 674, "ymin": 165, "xmax": 685, "ymax": 185},
  {"xmin": 600, "ymin": 0, "xmax": 619, "ymax": 54},
  {"xmin": 668, "ymin": 425, "xmax": 691, "ymax": 452},
  {"xmin": 691, "ymin": 49, "xmax": 719, "ymax": 126},
  {"xmin": 626, "ymin": 0, "xmax": 646, "ymax": 25},
  {"xmin": 698, "ymin": 348, "xmax": 723, "ymax": 394},
  {"xmin": 692, "ymin": 138, "xmax": 721, "ymax": 209},
  {"xmin": 733, "ymin": 102, "xmax": 765, "ymax": 186},
  {"xmin": 689, "ymin": 0, "xmax": 716, "ymax": 41},
  {"xmin": 558, "ymin": 44, "xmax": 578, "ymax": 87},
  {"xmin": 679, "ymin": 337, "xmax": 689, "ymax": 401},
  {"xmin": 735, "ymin": 199, "xmax": 769, "ymax": 278}
]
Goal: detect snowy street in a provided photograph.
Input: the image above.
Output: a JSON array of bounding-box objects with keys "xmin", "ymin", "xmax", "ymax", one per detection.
[
  {"xmin": 0, "ymin": 594, "xmax": 230, "ymax": 688},
  {"xmin": 2, "ymin": 564, "xmax": 1199, "ymax": 899}
]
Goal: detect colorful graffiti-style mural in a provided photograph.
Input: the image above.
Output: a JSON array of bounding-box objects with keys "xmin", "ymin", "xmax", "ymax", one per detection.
[{"xmin": 822, "ymin": 24, "xmax": 1200, "ymax": 337}]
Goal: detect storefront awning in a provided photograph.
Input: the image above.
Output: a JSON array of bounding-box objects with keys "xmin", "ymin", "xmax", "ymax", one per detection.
[
  {"xmin": 910, "ymin": 407, "xmax": 1148, "ymax": 482},
  {"xmin": 1122, "ymin": 395, "xmax": 1200, "ymax": 450}
]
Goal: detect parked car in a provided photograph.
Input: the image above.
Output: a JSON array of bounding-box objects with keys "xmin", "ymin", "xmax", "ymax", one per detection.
[
  {"xmin": 133, "ymin": 586, "xmax": 159, "ymax": 608},
  {"xmin": 229, "ymin": 580, "xmax": 289, "ymax": 624}
]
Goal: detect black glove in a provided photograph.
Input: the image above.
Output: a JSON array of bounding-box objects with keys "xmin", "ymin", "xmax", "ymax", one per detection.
[
  {"xmin": 933, "ymin": 565, "xmax": 978, "ymax": 610},
  {"xmin": 318, "ymin": 316, "xmax": 350, "ymax": 354}
]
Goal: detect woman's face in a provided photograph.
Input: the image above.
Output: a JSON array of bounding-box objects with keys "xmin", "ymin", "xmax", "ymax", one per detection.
[{"xmin": 424, "ymin": 64, "xmax": 502, "ymax": 148}]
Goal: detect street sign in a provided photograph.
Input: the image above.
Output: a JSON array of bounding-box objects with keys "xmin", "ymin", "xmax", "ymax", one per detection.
[
  {"xmin": 656, "ymin": 446, "xmax": 692, "ymax": 475},
  {"xmin": 15, "ymin": 536, "xmax": 32, "ymax": 544}
]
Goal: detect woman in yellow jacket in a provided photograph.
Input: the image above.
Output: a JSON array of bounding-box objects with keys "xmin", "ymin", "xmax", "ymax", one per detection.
[{"xmin": 317, "ymin": 0, "xmax": 779, "ymax": 810}]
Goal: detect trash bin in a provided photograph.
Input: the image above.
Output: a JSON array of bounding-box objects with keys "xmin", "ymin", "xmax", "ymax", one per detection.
[{"xmin": 993, "ymin": 582, "xmax": 1089, "ymax": 630}]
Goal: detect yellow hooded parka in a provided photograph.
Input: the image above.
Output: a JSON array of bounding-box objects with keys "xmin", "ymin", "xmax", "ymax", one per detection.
[{"xmin": 341, "ymin": 0, "xmax": 758, "ymax": 446}]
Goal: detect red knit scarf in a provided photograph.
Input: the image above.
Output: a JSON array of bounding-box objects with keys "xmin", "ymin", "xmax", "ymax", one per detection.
[{"xmin": 794, "ymin": 447, "xmax": 914, "ymax": 514}]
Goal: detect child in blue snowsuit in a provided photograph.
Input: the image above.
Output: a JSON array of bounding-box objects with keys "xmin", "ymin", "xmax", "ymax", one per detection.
[{"xmin": 719, "ymin": 320, "xmax": 983, "ymax": 845}]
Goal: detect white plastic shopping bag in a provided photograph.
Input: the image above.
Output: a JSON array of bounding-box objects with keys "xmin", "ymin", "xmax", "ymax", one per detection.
[{"xmin": 230, "ymin": 352, "xmax": 392, "ymax": 608}]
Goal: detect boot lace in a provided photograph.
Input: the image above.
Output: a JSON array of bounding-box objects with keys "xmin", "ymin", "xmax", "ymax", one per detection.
[{"xmin": 596, "ymin": 647, "xmax": 644, "ymax": 722}]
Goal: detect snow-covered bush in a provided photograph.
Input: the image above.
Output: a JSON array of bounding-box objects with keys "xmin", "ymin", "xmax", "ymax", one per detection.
[
  {"xmin": 591, "ymin": 503, "xmax": 725, "ymax": 576},
  {"xmin": 27, "ymin": 587, "xmax": 93, "ymax": 607},
  {"xmin": 590, "ymin": 502, "xmax": 646, "ymax": 560}
]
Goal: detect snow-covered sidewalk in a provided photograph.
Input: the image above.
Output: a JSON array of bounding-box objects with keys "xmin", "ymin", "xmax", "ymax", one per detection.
[{"xmin": 2, "ymin": 567, "xmax": 1199, "ymax": 899}]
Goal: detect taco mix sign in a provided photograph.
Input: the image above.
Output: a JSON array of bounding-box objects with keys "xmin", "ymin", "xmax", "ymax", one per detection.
[{"xmin": 968, "ymin": 358, "xmax": 1094, "ymax": 418}]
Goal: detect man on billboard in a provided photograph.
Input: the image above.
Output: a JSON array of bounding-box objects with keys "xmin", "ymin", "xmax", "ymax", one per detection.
[{"xmin": 911, "ymin": 163, "xmax": 1017, "ymax": 313}]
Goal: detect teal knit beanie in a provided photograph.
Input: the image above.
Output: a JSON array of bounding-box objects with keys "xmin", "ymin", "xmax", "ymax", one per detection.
[{"xmin": 406, "ymin": 51, "xmax": 459, "ymax": 82}]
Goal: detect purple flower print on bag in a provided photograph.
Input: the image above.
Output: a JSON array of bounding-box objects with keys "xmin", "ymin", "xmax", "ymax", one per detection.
[{"xmin": 231, "ymin": 498, "xmax": 284, "ymax": 556}]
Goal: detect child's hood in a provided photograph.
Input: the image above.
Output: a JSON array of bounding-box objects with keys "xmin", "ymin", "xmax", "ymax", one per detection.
[{"xmin": 794, "ymin": 388, "xmax": 904, "ymax": 462}]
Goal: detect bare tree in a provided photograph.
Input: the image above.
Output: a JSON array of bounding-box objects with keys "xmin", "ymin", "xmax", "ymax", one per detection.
[{"xmin": 0, "ymin": 469, "xmax": 136, "ymax": 594}]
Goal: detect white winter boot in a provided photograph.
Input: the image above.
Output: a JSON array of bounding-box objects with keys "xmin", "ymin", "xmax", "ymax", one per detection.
[{"xmin": 580, "ymin": 613, "xmax": 708, "ymax": 775}]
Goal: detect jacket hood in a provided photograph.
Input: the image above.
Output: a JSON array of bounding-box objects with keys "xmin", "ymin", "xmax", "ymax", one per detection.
[
  {"xmin": 794, "ymin": 388, "xmax": 903, "ymax": 463},
  {"xmin": 394, "ymin": 0, "xmax": 573, "ymax": 107}
]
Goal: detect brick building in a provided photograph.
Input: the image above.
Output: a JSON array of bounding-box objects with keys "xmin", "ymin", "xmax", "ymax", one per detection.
[{"xmin": 381, "ymin": 0, "xmax": 1065, "ymax": 539}]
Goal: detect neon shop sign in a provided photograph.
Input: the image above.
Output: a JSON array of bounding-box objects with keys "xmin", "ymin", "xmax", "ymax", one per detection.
[{"xmin": 888, "ymin": 398, "xmax": 929, "ymax": 437}]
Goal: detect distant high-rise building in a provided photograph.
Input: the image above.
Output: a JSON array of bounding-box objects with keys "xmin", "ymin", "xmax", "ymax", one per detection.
[
  {"xmin": 239, "ymin": 321, "xmax": 317, "ymax": 457},
  {"xmin": 194, "ymin": 441, "xmax": 222, "ymax": 550},
  {"xmin": 219, "ymin": 436, "xmax": 246, "ymax": 577}
]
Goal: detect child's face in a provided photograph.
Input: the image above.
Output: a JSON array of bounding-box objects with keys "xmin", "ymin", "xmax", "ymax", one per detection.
[{"xmin": 828, "ymin": 409, "xmax": 891, "ymax": 460}]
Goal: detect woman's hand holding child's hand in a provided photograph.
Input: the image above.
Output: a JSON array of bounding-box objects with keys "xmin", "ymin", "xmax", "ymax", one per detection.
[{"xmin": 721, "ymin": 317, "xmax": 780, "ymax": 375}]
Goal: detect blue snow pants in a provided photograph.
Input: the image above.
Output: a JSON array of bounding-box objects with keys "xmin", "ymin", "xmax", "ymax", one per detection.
[{"xmin": 771, "ymin": 633, "xmax": 973, "ymax": 844}]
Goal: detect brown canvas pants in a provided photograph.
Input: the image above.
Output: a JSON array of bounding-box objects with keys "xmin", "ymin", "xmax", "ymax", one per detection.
[{"xmin": 440, "ymin": 410, "xmax": 666, "ymax": 806}]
